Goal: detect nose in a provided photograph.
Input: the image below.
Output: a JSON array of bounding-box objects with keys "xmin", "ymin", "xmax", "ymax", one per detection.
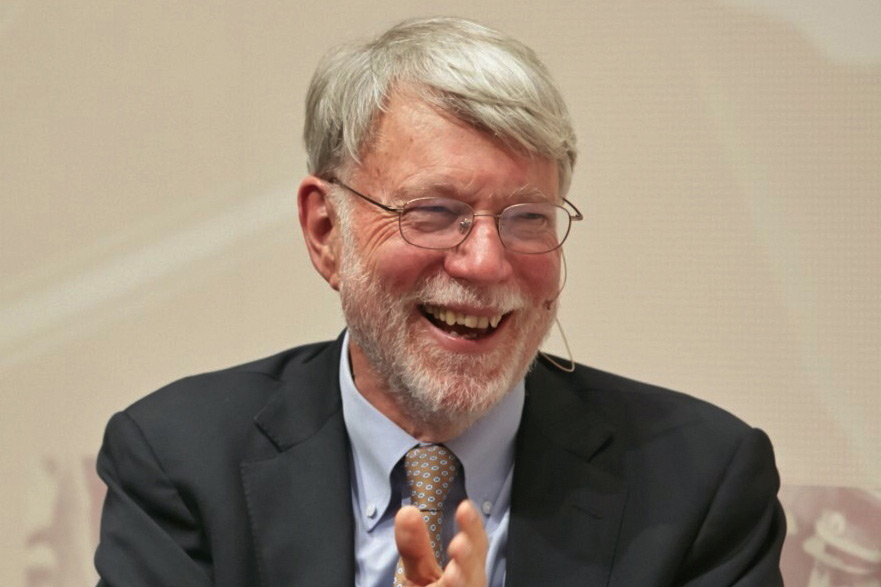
[{"xmin": 443, "ymin": 216, "xmax": 513, "ymax": 284}]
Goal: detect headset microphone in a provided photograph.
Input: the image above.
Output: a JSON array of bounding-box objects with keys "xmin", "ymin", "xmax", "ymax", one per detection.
[
  {"xmin": 539, "ymin": 248, "xmax": 575, "ymax": 372},
  {"xmin": 543, "ymin": 250, "xmax": 567, "ymax": 310}
]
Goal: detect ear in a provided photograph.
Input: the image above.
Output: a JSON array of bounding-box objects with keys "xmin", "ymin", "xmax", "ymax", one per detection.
[{"xmin": 298, "ymin": 176, "xmax": 342, "ymax": 291}]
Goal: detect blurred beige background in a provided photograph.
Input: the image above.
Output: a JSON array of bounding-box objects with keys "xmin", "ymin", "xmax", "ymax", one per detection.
[{"xmin": 2, "ymin": 0, "xmax": 879, "ymax": 584}]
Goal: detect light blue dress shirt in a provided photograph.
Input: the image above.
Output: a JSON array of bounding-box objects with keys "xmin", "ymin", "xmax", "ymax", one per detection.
[{"xmin": 339, "ymin": 332, "xmax": 523, "ymax": 587}]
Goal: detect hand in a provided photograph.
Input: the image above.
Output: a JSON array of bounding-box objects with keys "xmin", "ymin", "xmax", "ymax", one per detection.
[{"xmin": 394, "ymin": 500, "xmax": 488, "ymax": 587}]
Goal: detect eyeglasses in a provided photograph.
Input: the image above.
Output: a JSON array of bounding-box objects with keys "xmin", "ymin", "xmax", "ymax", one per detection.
[{"xmin": 330, "ymin": 179, "xmax": 583, "ymax": 254}]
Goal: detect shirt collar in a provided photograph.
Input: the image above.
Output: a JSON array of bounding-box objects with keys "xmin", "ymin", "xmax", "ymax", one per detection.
[{"xmin": 339, "ymin": 331, "xmax": 524, "ymax": 530}]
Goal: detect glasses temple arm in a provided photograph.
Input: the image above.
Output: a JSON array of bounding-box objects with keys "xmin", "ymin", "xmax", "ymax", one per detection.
[
  {"xmin": 563, "ymin": 198, "xmax": 584, "ymax": 221},
  {"xmin": 329, "ymin": 178, "xmax": 402, "ymax": 214}
]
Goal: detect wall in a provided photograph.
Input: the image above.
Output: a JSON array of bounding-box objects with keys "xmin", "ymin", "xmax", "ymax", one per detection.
[{"xmin": 1, "ymin": 0, "xmax": 879, "ymax": 583}]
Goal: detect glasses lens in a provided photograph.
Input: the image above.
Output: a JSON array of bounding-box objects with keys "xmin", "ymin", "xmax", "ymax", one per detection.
[
  {"xmin": 499, "ymin": 203, "xmax": 571, "ymax": 253},
  {"xmin": 400, "ymin": 198, "xmax": 473, "ymax": 249}
]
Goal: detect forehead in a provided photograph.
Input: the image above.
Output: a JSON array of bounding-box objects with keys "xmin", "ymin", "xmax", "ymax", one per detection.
[{"xmin": 356, "ymin": 92, "xmax": 559, "ymax": 203}]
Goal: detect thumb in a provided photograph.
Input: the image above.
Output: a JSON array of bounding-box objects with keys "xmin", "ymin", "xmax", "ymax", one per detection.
[{"xmin": 395, "ymin": 505, "xmax": 443, "ymax": 585}]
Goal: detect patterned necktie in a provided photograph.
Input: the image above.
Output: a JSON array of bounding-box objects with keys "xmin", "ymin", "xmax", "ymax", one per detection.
[{"xmin": 392, "ymin": 444, "xmax": 462, "ymax": 587}]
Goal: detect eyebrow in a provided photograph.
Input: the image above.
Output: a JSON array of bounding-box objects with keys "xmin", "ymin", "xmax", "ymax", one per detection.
[
  {"xmin": 391, "ymin": 181, "xmax": 554, "ymax": 205},
  {"xmin": 508, "ymin": 185, "xmax": 555, "ymax": 202},
  {"xmin": 391, "ymin": 182, "xmax": 456, "ymax": 201}
]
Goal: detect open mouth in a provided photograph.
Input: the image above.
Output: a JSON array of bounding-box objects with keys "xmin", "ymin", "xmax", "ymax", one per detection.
[{"xmin": 421, "ymin": 304, "xmax": 507, "ymax": 340}]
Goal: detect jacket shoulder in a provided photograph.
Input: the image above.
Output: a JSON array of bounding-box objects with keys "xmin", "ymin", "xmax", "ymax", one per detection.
[
  {"xmin": 531, "ymin": 356, "xmax": 756, "ymax": 447},
  {"xmin": 116, "ymin": 339, "xmax": 339, "ymax": 444}
]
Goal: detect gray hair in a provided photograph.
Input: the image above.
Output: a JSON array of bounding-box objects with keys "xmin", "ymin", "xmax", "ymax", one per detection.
[{"xmin": 304, "ymin": 17, "xmax": 578, "ymax": 196}]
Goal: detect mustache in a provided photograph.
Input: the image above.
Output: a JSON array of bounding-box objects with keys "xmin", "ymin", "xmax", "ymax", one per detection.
[{"xmin": 412, "ymin": 274, "xmax": 527, "ymax": 314}]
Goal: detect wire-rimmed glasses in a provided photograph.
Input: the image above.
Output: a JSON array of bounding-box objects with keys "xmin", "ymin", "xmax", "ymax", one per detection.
[{"xmin": 330, "ymin": 179, "xmax": 582, "ymax": 254}]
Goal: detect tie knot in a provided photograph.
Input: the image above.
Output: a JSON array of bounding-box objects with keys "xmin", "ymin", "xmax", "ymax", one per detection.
[{"xmin": 403, "ymin": 444, "xmax": 461, "ymax": 511}]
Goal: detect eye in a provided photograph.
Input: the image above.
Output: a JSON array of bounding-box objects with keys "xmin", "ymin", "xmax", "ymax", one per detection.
[
  {"xmin": 506, "ymin": 205, "xmax": 554, "ymax": 227},
  {"xmin": 402, "ymin": 198, "xmax": 469, "ymax": 233},
  {"xmin": 514, "ymin": 211, "xmax": 551, "ymax": 224}
]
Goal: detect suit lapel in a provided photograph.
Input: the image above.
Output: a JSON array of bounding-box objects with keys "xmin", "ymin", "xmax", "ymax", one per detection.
[
  {"xmin": 506, "ymin": 359, "xmax": 628, "ymax": 587},
  {"xmin": 241, "ymin": 338, "xmax": 355, "ymax": 587},
  {"xmin": 238, "ymin": 340, "xmax": 629, "ymax": 586}
]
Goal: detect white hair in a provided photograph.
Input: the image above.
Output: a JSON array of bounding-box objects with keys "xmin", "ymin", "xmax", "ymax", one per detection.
[{"xmin": 304, "ymin": 16, "xmax": 578, "ymax": 195}]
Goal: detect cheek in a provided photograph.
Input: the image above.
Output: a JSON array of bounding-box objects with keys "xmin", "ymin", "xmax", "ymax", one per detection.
[
  {"xmin": 353, "ymin": 218, "xmax": 413, "ymax": 279},
  {"xmin": 356, "ymin": 217, "xmax": 400, "ymax": 254},
  {"xmin": 362, "ymin": 238, "xmax": 444, "ymax": 291},
  {"xmin": 515, "ymin": 255, "xmax": 561, "ymax": 299}
]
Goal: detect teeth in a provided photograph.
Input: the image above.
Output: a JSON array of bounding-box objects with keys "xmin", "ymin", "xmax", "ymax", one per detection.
[{"xmin": 423, "ymin": 304, "xmax": 504, "ymax": 330}]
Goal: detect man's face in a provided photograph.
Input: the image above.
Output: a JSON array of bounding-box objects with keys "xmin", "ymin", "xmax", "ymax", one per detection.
[{"xmin": 336, "ymin": 93, "xmax": 561, "ymax": 430}]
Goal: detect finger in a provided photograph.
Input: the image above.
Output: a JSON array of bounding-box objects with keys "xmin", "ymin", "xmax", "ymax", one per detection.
[
  {"xmin": 446, "ymin": 534, "xmax": 479, "ymax": 586},
  {"xmin": 395, "ymin": 505, "xmax": 442, "ymax": 584},
  {"xmin": 437, "ymin": 558, "xmax": 465, "ymax": 587},
  {"xmin": 444, "ymin": 501, "xmax": 488, "ymax": 586},
  {"xmin": 455, "ymin": 500, "xmax": 488, "ymax": 560}
]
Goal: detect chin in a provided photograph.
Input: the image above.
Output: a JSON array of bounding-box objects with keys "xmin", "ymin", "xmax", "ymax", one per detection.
[{"xmin": 390, "ymin": 326, "xmax": 538, "ymax": 425}]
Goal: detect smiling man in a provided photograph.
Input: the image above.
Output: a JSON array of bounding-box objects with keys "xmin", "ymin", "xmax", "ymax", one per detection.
[
  {"xmin": 308, "ymin": 91, "xmax": 564, "ymax": 441},
  {"xmin": 95, "ymin": 17, "xmax": 785, "ymax": 587}
]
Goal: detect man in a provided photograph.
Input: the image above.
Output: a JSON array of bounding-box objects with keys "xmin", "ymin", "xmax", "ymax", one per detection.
[{"xmin": 95, "ymin": 17, "xmax": 785, "ymax": 586}]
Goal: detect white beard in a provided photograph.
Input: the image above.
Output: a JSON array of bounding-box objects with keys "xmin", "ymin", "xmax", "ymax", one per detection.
[{"xmin": 337, "ymin": 232, "xmax": 556, "ymax": 430}]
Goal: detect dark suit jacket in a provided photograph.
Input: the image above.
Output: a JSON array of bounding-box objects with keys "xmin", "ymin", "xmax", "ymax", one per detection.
[{"xmin": 95, "ymin": 335, "xmax": 785, "ymax": 586}]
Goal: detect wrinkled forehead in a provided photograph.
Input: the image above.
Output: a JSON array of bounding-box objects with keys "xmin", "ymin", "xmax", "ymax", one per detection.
[
  {"xmin": 351, "ymin": 93, "xmax": 560, "ymax": 203},
  {"xmin": 348, "ymin": 88, "xmax": 563, "ymax": 192}
]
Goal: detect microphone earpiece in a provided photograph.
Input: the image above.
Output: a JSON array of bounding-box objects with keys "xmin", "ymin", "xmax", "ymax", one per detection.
[{"xmin": 543, "ymin": 250, "xmax": 567, "ymax": 310}]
